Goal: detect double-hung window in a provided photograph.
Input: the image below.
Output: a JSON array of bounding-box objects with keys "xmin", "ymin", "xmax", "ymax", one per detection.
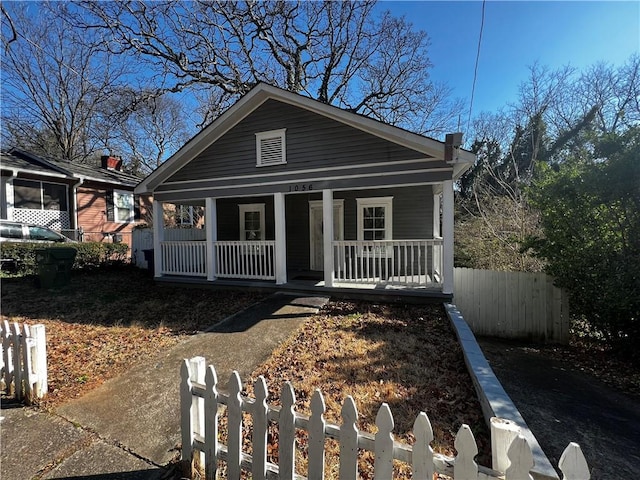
[
  {"xmin": 113, "ymin": 190, "xmax": 135, "ymax": 223},
  {"xmin": 357, "ymin": 197, "xmax": 393, "ymax": 255},
  {"xmin": 239, "ymin": 204, "xmax": 265, "ymax": 241}
]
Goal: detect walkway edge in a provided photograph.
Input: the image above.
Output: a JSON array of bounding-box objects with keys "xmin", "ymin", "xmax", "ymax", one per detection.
[{"xmin": 445, "ymin": 303, "xmax": 559, "ymax": 480}]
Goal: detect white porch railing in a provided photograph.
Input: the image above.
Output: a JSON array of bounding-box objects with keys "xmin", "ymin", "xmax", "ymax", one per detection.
[
  {"xmin": 160, "ymin": 241, "xmax": 207, "ymax": 277},
  {"xmin": 333, "ymin": 238, "xmax": 443, "ymax": 287},
  {"xmin": 214, "ymin": 241, "xmax": 276, "ymax": 280}
]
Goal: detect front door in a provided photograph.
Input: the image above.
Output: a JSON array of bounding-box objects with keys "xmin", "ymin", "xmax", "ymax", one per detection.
[{"xmin": 309, "ymin": 200, "xmax": 343, "ymax": 271}]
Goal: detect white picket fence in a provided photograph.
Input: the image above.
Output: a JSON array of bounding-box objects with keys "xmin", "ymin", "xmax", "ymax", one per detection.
[
  {"xmin": 453, "ymin": 268, "xmax": 571, "ymax": 343},
  {"xmin": 0, "ymin": 320, "xmax": 47, "ymax": 403},
  {"xmin": 181, "ymin": 358, "xmax": 589, "ymax": 480}
]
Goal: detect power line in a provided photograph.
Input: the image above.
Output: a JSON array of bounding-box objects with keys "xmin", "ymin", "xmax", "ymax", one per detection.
[{"xmin": 466, "ymin": 0, "xmax": 486, "ymax": 134}]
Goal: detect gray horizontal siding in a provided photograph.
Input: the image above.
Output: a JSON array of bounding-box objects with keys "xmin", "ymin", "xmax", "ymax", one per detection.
[
  {"xmin": 166, "ymin": 99, "xmax": 435, "ymax": 183},
  {"xmin": 154, "ymin": 170, "xmax": 449, "ymax": 203}
]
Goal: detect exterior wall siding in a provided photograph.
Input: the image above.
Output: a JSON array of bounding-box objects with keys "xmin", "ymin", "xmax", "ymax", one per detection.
[
  {"xmin": 214, "ymin": 186, "xmax": 433, "ymax": 272},
  {"xmin": 166, "ymin": 99, "xmax": 436, "ymax": 184},
  {"xmin": 77, "ymin": 185, "xmax": 149, "ymax": 249}
]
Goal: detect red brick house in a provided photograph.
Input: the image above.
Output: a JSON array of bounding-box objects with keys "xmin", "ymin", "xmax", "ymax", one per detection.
[{"xmin": 0, "ymin": 149, "xmax": 150, "ymax": 250}]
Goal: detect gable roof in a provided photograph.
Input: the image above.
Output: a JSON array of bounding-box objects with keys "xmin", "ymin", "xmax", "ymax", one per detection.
[
  {"xmin": 136, "ymin": 82, "xmax": 475, "ymax": 194},
  {"xmin": 1, "ymin": 149, "xmax": 142, "ymax": 188}
]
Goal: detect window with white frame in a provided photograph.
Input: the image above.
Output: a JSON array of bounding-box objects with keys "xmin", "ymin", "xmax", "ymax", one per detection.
[
  {"xmin": 357, "ymin": 197, "xmax": 393, "ymax": 241},
  {"xmin": 178, "ymin": 205, "xmax": 195, "ymax": 226},
  {"xmin": 239, "ymin": 204, "xmax": 265, "ymax": 241},
  {"xmin": 113, "ymin": 190, "xmax": 135, "ymax": 223},
  {"xmin": 255, "ymin": 129, "xmax": 286, "ymax": 166}
]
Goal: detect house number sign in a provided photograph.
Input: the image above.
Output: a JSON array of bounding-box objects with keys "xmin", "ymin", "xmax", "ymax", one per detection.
[{"xmin": 288, "ymin": 183, "xmax": 313, "ymax": 192}]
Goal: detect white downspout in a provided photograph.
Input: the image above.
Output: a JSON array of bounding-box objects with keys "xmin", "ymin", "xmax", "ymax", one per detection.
[
  {"xmin": 4, "ymin": 169, "xmax": 17, "ymax": 220},
  {"xmin": 72, "ymin": 177, "xmax": 85, "ymax": 239}
]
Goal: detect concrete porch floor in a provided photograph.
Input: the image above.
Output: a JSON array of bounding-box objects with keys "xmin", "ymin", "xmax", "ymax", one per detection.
[{"xmin": 154, "ymin": 271, "xmax": 452, "ymax": 304}]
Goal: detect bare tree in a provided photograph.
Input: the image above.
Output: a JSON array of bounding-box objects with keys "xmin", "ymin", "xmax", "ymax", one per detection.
[
  {"xmin": 74, "ymin": 0, "xmax": 463, "ymax": 134},
  {"xmin": 115, "ymin": 93, "xmax": 194, "ymax": 173},
  {"xmin": 1, "ymin": 2, "xmax": 131, "ymax": 162}
]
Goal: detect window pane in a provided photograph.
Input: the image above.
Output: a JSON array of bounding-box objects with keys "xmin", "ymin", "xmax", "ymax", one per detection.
[
  {"xmin": 116, "ymin": 209, "xmax": 131, "ymax": 222},
  {"xmin": 29, "ymin": 226, "xmax": 63, "ymax": 241},
  {"xmin": 363, "ymin": 218, "xmax": 374, "ymax": 229},
  {"xmin": 374, "ymin": 207, "xmax": 385, "ymax": 218},
  {"xmin": 374, "ymin": 230, "xmax": 385, "ymax": 240},
  {"xmin": 363, "ymin": 207, "xmax": 374, "ymax": 218},
  {"xmin": 0, "ymin": 224, "xmax": 23, "ymax": 239},
  {"xmin": 374, "ymin": 218, "xmax": 385, "ymax": 229},
  {"xmin": 363, "ymin": 230, "xmax": 374, "ymax": 241},
  {"xmin": 43, "ymin": 183, "xmax": 67, "ymax": 211},
  {"xmin": 14, "ymin": 179, "xmax": 41, "ymax": 209}
]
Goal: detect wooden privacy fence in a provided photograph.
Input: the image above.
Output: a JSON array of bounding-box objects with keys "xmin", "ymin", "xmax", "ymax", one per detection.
[
  {"xmin": 181, "ymin": 358, "xmax": 589, "ymax": 480},
  {"xmin": 0, "ymin": 320, "xmax": 47, "ymax": 403},
  {"xmin": 453, "ymin": 268, "xmax": 570, "ymax": 343}
]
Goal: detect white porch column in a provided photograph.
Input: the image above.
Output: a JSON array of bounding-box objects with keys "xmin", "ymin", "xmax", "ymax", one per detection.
[
  {"xmin": 322, "ymin": 189, "xmax": 334, "ymax": 288},
  {"xmin": 442, "ymin": 180, "xmax": 454, "ymax": 294},
  {"xmin": 433, "ymin": 192, "xmax": 441, "ymax": 238},
  {"xmin": 153, "ymin": 200, "xmax": 164, "ymax": 278},
  {"xmin": 205, "ymin": 197, "xmax": 217, "ymax": 281},
  {"xmin": 274, "ymin": 192, "xmax": 287, "ymax": 285}
]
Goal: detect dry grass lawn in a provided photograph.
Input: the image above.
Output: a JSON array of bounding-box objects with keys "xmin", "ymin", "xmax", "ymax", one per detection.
[
  {"xmin": 1, "ymin": 268, "xmax": 266, "ymax": 408},
  {"xmin": 225, "ymin": 300, "xmax": 491, "ymax": 478}
]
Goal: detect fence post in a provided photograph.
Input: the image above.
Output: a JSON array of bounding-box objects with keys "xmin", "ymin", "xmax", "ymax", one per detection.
[
  {"xmin": 31, "ymin": 324, "xmax": 47, "ymax": 399},
  {"xmin": 491, "ymin": 417, "xmax": 521, "ymax": 473},
  {"xmin": 505, "ymin": 435, "xmax": 534, "ymax": 480},
  {"xmin": 179, "ymin": 356, "xmax": 206, "ymax": 475}
]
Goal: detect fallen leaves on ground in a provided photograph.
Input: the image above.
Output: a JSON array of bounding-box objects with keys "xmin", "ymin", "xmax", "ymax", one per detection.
[
  {"xmin": 217, "ymin": 300, "xmax": 490, "ymax": 479},
  {"xmin": 0, "ymin": 268, "xmax": 266, "ymax": 409}
]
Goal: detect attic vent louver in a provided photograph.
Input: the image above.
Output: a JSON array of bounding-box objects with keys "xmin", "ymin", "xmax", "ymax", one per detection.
[{"xmin": 256, "ymin": 129, "xmax": 286, "ymax": 166}]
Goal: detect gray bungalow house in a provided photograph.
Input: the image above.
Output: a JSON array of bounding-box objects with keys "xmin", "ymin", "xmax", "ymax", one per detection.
[{"xmin": 135, "ymin": 83, "xmax": 475, "ymax": 297}]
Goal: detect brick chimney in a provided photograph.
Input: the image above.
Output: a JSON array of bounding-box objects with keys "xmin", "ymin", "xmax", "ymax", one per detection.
[{"xmin": 101, "ymin": 155, "xmax": 123, "ymax": 171}]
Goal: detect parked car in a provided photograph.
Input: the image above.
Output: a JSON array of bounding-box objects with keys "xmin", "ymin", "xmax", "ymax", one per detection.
[{"xmin": 0, "ymin": 220, "xmax": 76, "ymax": 243}]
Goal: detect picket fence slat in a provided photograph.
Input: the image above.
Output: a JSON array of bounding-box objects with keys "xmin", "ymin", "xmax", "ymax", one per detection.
[
  {"xmin": 181, "ymin": 359, "xmax": 590, "ymax": 480},
  {"xmin": 0, "ymin": 321, "xmax": 47, "ymax": 403}
]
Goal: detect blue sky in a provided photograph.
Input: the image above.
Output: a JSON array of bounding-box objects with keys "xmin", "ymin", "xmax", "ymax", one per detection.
[{"xmin": 379, "ymin": 1, "xmax": 640, "ymax": 117}]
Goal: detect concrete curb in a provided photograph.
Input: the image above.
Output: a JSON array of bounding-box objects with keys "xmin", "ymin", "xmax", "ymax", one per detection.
[{"xmin": 445, "ymin": 303, "xmax": 559, "ymax": 480}]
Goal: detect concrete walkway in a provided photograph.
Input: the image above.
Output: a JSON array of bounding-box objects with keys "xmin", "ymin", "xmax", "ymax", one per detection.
[
  {"xmin": 478, "ymin": 338, "xmax": 640, "ymax": 480},
  {"xmin": 1, "ymin": 293, "xmax": 329, "ymax": 480}
]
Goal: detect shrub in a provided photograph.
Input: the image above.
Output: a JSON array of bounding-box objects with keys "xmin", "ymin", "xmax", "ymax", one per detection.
[{"xmin": 0, "ymin": 242, "xmax": 130, "ymax": 276}]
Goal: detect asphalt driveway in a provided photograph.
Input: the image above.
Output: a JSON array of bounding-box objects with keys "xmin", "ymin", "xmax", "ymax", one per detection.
[{"xmin": 478, "ymin": 338, "xmax": 640, "ymax": 480}]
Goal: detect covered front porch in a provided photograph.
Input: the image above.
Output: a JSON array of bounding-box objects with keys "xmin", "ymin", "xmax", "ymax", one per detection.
[{"xmin": 151, "ymin": 182, "xmax": 455, "ymax": 297}]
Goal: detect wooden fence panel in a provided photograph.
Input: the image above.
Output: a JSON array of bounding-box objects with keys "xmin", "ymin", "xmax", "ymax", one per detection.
[
  {"xmin": 181, "ymin": 360, "xmax": 590, "ymax": 480},
  {"xmin": 453, "ymin": 268, "xmax": 570, "ymax": 343}
]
